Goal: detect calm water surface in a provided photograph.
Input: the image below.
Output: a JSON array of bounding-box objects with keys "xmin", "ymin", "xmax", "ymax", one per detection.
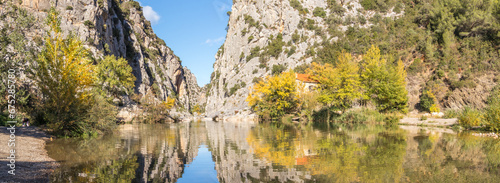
[{"xmin": 46, "ymin": 120, "xmax": 500, "ymax": 183}]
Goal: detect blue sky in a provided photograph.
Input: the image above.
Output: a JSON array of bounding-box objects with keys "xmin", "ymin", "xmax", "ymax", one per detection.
[{"xmin": 138, "ymin": 0, "xmax": 233, "ymax": 87}]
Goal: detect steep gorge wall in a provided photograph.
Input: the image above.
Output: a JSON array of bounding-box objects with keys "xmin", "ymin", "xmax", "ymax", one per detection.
[
  {"xmin": 205, "ymin": 0, "xmax": 499, "ymax": 116},
  {"xmin": 1, "ymin": 0, "xmax": 201, "ymax": 115},
  {"xmin": 205, "ymin": 0, "xmax": 401, "ymax": 115}
]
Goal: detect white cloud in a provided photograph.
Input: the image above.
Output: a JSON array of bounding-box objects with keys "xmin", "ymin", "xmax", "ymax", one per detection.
[
  {"xmin": 143, "ymin": 6, "xmax": 160, "ymax": 24},
  {"xmin": 204, "ymin": 37, "xmax": 225, "ymax": 46}
]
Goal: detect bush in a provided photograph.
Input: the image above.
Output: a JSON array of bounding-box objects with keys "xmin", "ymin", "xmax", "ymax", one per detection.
[
  {"xmin": 443, "ymin": 109, "xmax": 459, "ymax": 118},
  {"xmin": 66, "ymin": 6, "xmax": 73, "ymax": 10},
  {"xmin": 484, "ymin": 104, "xmax": 500, "ymax": 132},
  {"xmin": 419, "ymin": 90, "xmax": 436, "ymax": 112},
  {"xmin": 458, "ymin": 107, "xmax": 483, "ymax": 129},
  {"xmin": 248, "ymin": 35, "xmax": 254, "ymax": 43},
  {"xmin": 420, "ymin": 115, "xmax": 428, "ymax": 121},
  {"xmin": 272, "ymin": 64, "xmax": 286, "ymax": 75},
  {"xmin": 335, "ymin": 111, "xmax": 368, "ymax": 124},
  {"xmin": 313, "ymin": 7, "xmax": 326, "ymax": 18},
  {"xmin": 84, "ymin": 20, "xmax": 94, "ymax": 29},
  {"xmin": 384, "ymin": 114, "xmax": 402, "ymax": 126}
]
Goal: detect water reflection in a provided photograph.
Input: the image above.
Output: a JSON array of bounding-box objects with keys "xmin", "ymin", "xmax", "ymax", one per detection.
[{"xmin": 46, "ymin": 121, "xmax": 500, "ymax": 182}]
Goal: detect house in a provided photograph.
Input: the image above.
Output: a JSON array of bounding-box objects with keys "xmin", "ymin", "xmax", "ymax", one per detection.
[{"xmin": 295, "ymin": 73, "xmax": 318, "ymax": 92}]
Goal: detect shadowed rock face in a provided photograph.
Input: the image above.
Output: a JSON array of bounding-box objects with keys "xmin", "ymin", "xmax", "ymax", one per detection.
[{"xmin": 1, "ymin": 0, "xmax": 202, "ymax": 115}]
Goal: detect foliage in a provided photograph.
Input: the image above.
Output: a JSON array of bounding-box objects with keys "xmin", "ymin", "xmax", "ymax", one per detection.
[
  {"xmin": 361, "ymin": 45, "xmax": 408, "ymax": 113},
  {"xmin": 244, "ymin": 14, "xmax": 259, "ymax": 28},
  {"xmin": 443, "ymin": 109, "xmax": 460, "ymax": 118},
  {"xmin": 80, "ymin": 95, "xmax": 118, "ymax": 135},
  {"xmin": 32, "ymin": 7, "xmax": 96, "ymax": 135},
  {"xmin": 271, "ymin": 64, "xmax": 286, "ymax": 75},
  {"xmin": 190, "ymin": 104, "xmax": 203, "ymax": 115},
  {"xmin": 309, "ymin": 51, "xmax": 363, "ymax": 111},
  {"xmin": 142, "ymin": 91, "xmax": 175, "ymax": 123},
  {"xmin": 484, "ymin": 86, "xmax": 500, "ymax": 131},
  {"xmin": 419, "ymin": 90, "xmax": 437, "ymax": 112},
  {"xmin": 83, "ymin": 20, "xmax": 94, "ymax": 28},
  {"xmin": 458, "ymin": 107, "xmax": 483, "ymax": 129},
  {"xmin": 263, "ymin": 33, "xmax": 284, "ymax": 58},
  {"xmin": 313, "ymin": 7, "xmax": 326, "ymax": 18},
  {"xmin": 96, "ymin": 55, "xmax": 136, "ymax": 97},
  {"xmin": 247, "ymin": 46, "xmax": 260, "ymax": 61},
  {"xmin": 246, "ymin": 70, "xmax": 302, "ymax": 120},
  {"xmin": 289, "ymin": 0, "xmax": 308, "ymax": 15}
]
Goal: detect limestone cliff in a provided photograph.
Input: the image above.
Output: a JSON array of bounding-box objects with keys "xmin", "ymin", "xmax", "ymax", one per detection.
[
  {"xmin": 205, "ymin": 0, "xmax": 499, "ymax": 116},
  {"xmin": 205, "ymin": 0, "xmax": 402, "ymax": 115},
  {"xmin": 0, "ymin": 0, "xmax": 201, "ymax": 116}
]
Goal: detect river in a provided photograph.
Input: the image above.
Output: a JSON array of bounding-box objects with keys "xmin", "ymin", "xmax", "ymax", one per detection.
[{"xmin": 45, "ymin": 120, "xmax": 500, "ymax": 183}]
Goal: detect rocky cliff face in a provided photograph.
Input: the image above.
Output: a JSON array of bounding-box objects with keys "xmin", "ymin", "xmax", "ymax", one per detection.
[
  {"xmin": 0, "ymin": 0, "xmax": 201, "ymax": 115},
  {"xmin": 205, "ymin": 0, "xmax": 498, "ymax": 116},
  {"xmin": 205, "ymin": 0, "xmax": 402, "ymax": 115}
]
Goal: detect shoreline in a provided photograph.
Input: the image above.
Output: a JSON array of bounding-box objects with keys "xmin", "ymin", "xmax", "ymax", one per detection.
[{"xmin": 0, "ymin": 126, "xmax": 58, "ymax": 183}]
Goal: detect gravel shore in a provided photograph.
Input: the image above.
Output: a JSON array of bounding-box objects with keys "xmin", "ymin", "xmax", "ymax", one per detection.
[{"xmin": 0, "ymin": 126, "xmax": 58, "ymax": 183}]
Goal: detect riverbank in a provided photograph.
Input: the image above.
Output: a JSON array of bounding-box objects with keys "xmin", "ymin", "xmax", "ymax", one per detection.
[
  {"xmin": 399, "ymin": 117, "xmax": 458, "ymax": 127},
  {"xmin": 0, "ymin": 126, "xmax": 58, "ymax": 183}
]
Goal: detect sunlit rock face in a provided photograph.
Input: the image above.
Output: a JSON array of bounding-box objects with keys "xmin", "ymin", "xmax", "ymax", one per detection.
[
  {"xmin": 204, "ymin": 0, "xmax": 393, "ymax": 116},
  {"xmin": 1, "ymin": 0, "xmax": 202, "ymax": 117},
  {"xmin": 204, "ymin": 0, "xmax": 498, "ymax": 116}
]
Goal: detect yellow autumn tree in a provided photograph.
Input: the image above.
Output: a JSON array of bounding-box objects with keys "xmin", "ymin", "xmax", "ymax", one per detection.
[
  {"xmin": 33, "ymin": 7, "xmax": 95, "ymax": 131},
  {"xmin": 246, "ymin": 70, "xmax": 302, "ymax": 120},
  {"xmin": 309, "ymin": 51, "xmax": 363, "ymax": 113},
  {"xmin": 361, "ymin": 45, "xmax": 408, "ymax": 113}
]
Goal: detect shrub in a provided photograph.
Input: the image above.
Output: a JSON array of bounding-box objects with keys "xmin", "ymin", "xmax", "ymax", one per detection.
[
  {"xmin": 420, "ymin": 115, "xmax": 428, "ymax": 121},
  {"xmin": 419, "ymin": 90, "xmax": 436, "ymax": 112},
  {"xmin": 335, "ymin": 111, "xmax": 368, "ymax": 124},
  {"xmin": 384, "ymin": 114, "xmax": 402, "ymax": 125},
  {"xmin": 484, "ymin": 103, "xmax": 500, "ymax": 132},
  {"xmin": 443, "ymin": 109, "xmax": 459, "ymax": 119},
  {"xmin": 313, "ymin": 7, "xmax": 326, "ymax": 18},
  {"xmin": 485, "ymin": 87, "xmax": 500, "ymax": 131},
  {"xmin": 458, "ymin": 107, "xmax": 483, "ymax": 129},
  {"xmin": 272, "ymin": 64, "xmax": 286, "ymax": 75},
  {"xmin": 248, "ymin": 35, "xmax": 254, "ymax": 43},
  {"xmin": 66, "ymin": 6, "xmax": 73, "ymax": 10},
  {"xmin": 84, "ymin": 20, "xmax": 94, "ymax": 28},
  {"xmin": 429, "ymin": 104, "xmax": 440, "ymax": 113}
]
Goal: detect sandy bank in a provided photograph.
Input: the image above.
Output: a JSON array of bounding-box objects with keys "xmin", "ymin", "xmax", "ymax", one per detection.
[{"xmin": 0, "ymin": 126, "xmax": 58, "ymax": 183}]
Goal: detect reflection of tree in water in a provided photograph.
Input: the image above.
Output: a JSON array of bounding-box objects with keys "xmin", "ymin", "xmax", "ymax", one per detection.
[
  {"xmin": 404, "ymin": 131, "xmax": 500, "ymax": 182},
  {"xmin": 48, "ymin": 122, "xmax": 500, "ymax": 183},
  {"xmin": 247, "ymin": 124, "xmax": 408, "ymax": 183},
  {"xmin": 48, "ymin": 123, "xmax": 207, "ymax": 183}
]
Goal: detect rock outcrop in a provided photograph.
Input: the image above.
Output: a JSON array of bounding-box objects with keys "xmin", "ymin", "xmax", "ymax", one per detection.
[
  {"xmin": 205, "ymin": 0, "xmax": 402, "ymax": 115},
  {"xmin": 205, "ymin": 0, "xmax": 498, "ymax": 116},
  {"xmin": 1, "ymin": 0, "xmax": 202, "ymax": 116}
]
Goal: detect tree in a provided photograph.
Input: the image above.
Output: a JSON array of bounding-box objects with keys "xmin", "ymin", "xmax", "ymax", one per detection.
[
  {"xmin": 361, "ymin": 45, "xmax": 408, "ymax": 113},
  {"xmin": 32, "ymin": 8, "xmax": 95, "ymax": 131},
  {"xmin": 310, "ymin": 51, "xmax": 363, "ymax": 112},
  {"xmin": 96, "ymin": 55, "xmax": 136, "ymax": 97},
  {"xmin": 246, "ymin": 70, "xmax": 302, "ymax": 120}
]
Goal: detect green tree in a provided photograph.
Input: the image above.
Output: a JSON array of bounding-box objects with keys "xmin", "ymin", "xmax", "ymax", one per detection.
[
  {"xmin": 361, "ymin": 45, "xmax": 408, "ymax": 113},
  {"xmin": 96, "ymin": 55, "xmax": 136, "ymax": 97}
]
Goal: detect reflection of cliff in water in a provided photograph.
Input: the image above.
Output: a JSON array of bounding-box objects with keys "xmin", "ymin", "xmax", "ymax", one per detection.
[
  {"xmin": 205, "ymin": 121, "xmax": 312, "ymax": 183},
  {"xmin": 47, "ymin": 121, "xmax": 500, "ymax": 183},
  {"xmin": 134, "ymin": 121, "xmax": 208, "ymax": 183}
]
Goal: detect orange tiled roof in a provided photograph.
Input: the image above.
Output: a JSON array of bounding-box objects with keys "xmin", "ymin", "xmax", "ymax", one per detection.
[{"xmin": 296, "ymin": 73, "xmax": 318, "ymax": 83}]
